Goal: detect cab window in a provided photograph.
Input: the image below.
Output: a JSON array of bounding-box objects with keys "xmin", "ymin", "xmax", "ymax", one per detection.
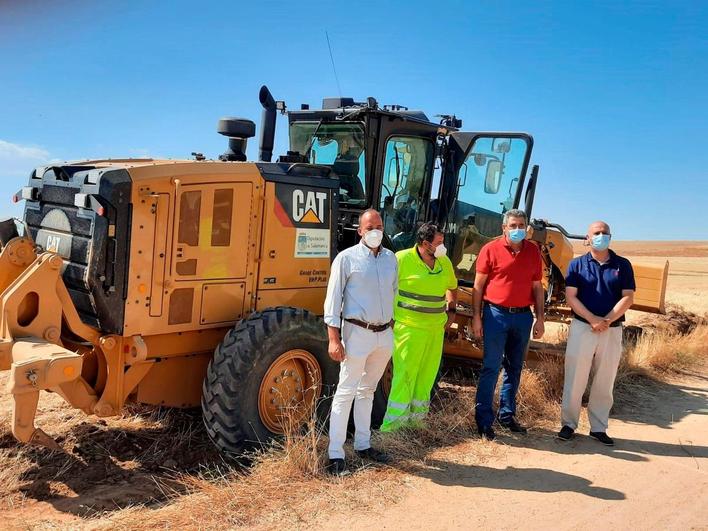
[
  {"xmin": 378, "ymin": 136, "xmax": 434, "ymax": 251},
  {"xmin": 446, "ymin": 136, "xmax": 530, "ymax": 282},
  {"xmin": 289, "ymin": 122, "xmax": 366, "ymax": 206}
]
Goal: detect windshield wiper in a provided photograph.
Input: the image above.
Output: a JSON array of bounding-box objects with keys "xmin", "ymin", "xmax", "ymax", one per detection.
[{"xmin": 303, "ymin": 119, "xmax": 325, "ymax": 163}]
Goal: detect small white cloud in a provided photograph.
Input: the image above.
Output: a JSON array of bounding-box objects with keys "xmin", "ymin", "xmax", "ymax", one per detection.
[
  {"xmin": 0, "ymin": 140, "xmax": 49, "ymax": 160},
  {"xmin": 0, "ymin": 139, "xmax": 52, "ymax": 178}
]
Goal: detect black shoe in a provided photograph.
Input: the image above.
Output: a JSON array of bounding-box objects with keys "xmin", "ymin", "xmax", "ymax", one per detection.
[
  {"xmin": 498, "ymin": 417, "xmax": 528, "ymax": 434},
  {"xmin": 557, "ymin": 426, "xmax": 575, "ymax": 441},
  {"xmin": 355, "ymin": 447, "xmax": 391, "ymax": 464},
  {"xmin": 589, "ymin": 431, "xmax": 615, "ymax": 446},
  {"xmin": 326, "ymin": 458, "xmax": 350, "ymax": 477},
  {"xmin": 478, "ymin": 426, "xmax": 496, "ymax": 441}
]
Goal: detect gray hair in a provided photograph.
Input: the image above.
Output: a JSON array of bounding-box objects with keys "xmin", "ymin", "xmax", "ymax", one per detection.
[{"xmin": 503, "ymin": 209, "xmax": 527, "ymax": 225}]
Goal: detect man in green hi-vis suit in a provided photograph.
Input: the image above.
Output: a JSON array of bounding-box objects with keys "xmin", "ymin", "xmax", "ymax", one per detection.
[{"xmin": 381, "ymin": 223, "xmax": 458, "ymax": 431}]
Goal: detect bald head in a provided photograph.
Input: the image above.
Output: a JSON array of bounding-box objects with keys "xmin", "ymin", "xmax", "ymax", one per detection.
[
  {"xmin": 359, "ymin": 208, "xmax": 382, "ymax": 228},
  {"xmin": 358, "ymin": 208, "xmax": 383, "ymax": 237},
  {"xmin": 587, "ymin": 221, "xmax": 611, "ymax": 238}
]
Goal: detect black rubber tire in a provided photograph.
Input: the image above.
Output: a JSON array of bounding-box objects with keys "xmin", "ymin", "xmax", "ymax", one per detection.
[{"xmin": 201, "ymin": 306, "xmax": 337, "ymax": 454}]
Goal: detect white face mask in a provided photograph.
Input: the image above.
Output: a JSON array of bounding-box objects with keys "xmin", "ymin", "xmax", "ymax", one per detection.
[
  {"xmin": 363, "ymin": 229, "xmax": 383, "ymax": 248},
  {"xmin": 434, "ymin": 243, "xmax": 447, "ymax": 258}
]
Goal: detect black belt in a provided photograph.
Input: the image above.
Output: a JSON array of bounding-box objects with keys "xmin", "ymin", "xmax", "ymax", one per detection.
[
  {"xmin": 573, "ymin": 313, "xmax": 622, "ymax": 328},
  {"xmin": 486, "ymin": 302, "xmax": 531, "ymax": 314},
  {"xmin": 344, "ymin": 318, "xmax": 392, "ymax": 332}
]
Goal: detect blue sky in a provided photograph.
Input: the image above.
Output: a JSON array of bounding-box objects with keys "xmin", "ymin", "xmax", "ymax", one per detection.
[{"xmin": 1, "ymin": 0, "xmax": 706, "ymax": 240}]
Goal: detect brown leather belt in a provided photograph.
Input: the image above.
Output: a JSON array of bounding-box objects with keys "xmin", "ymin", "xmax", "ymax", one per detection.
[{"xmin": 344, "ymin": 318, "xmax": 392, "ymax": 332}]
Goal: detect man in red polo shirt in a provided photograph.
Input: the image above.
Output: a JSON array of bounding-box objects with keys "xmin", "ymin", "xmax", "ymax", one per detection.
[{"xmin": 472, "ymin": 209, "xmax": 545, "ymax": 440}]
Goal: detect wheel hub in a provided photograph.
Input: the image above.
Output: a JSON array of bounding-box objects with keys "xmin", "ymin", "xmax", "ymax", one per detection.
[{"xmin": 257, "ymin": 349, "xmax": 322, "ymax": 434}]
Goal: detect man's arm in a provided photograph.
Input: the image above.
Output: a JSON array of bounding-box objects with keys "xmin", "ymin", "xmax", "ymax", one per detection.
[
  {"xmin": 604, "ymin": 289, "xmax": 634, "ymax": 324},
  {"xmin": 323, "ymin": 255, "xmax": 347, "ymax": 361},
  {"xmin": 445, "ymin": 288, "xmax": 458, "ymax": 329},
  {"xmin": 604, "ymin": 260, "xmax": 636, "ymax": 324},
  {"xmin": 531, "ymin": 280, "xmax": 545, "ymax": 339},
  {"xmin": 471, "ymin": 273, "xmax": 488, "ymax": 337}
]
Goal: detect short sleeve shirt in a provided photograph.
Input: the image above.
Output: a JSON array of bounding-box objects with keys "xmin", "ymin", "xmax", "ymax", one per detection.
[
  {"xmin": 394, "ymin": 246, "xmax": 458, "ymax": 328},
  {"xmin": 476, "ymin": 238, "xmax": 543, "ymax": 307},
  {"xmin": 565, "ymin": 250, "xmax": 636, "ymax": 322}
]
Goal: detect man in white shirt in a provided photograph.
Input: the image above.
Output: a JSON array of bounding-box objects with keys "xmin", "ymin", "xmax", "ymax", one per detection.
[{"xmin": 324, "ymin": 209, "xmax": 398, "ymax": 476}]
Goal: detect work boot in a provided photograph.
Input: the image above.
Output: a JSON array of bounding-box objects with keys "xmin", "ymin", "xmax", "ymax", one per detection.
[
  {"xmin": 589, "ymin": 432, "xmax": 615, "ymax": 446},
  {"xmin": 478, "ymin": 426, "xmax": 496, "ymax": 441},
  {"xmin": 498, "ymin": 416, "xmax": 528, "ymax": 434},
  {"xmin": 326, "ymin": 458, "xmax": 350, "ymax": 477},
  {"xmin": 557, "ymin": 426, "xmax": 575, "ymax": 441},
  {"xmin": 355, "ymin": 447, "xmax": 391, "ymax": 464}
]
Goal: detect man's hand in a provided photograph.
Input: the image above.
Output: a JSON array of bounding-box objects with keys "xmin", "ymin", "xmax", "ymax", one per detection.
[
  {"xmin": 328, "ymin": 339, "xmax": 346, "ymax": 362},
  {"xmin": 472, "ymin": 314, "xmax": 483, "ymax": 338},
  {"xmin": 533, "ymin": 319, "xmax": 545, "ymax": 339},
  {"xmin": 589, "ymin": 315, "xmax": 610, "ymax": 333}
]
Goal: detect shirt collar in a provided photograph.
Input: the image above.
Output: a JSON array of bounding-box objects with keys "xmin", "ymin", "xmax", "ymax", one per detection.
[
  {"xmin": 358, "ymin": 240, "xmax": 390, "ymax": 257},
  {"xmin": 585, "ymin": 249, "xmax": 618, "ymax": 266},
  {"xmin": 414, "ymin": 245, "xmax": 442, "ymax": 273},
  {"xmin": 502, "ymin": 238, "xmax": 526, "ymax": 252}
]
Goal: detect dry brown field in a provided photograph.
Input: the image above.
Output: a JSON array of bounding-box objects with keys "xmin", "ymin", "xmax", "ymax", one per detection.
[
  {"xmin": 0, "ymin": 241, "xmax": 706, "ymax": 529},
  {"xmin": 573, "ymin": 240, "xmax": 708, "ymax": 315}
]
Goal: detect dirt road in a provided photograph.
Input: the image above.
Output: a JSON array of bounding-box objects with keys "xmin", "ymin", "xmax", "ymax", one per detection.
[{"xmin": 321, "ymin": 369, "xmax": 708, "ymax": 531}]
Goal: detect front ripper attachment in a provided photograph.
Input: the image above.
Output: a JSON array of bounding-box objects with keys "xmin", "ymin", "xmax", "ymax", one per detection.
[
  {"xmin": 0, "ymin": 243, "xmax": 100, "ymax": 450},
  {"xmin": 6, "ymin": 340, "xmax": 87, "ymax": 451}
]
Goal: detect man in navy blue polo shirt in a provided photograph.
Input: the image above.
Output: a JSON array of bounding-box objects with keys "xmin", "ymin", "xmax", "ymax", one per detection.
[{"xmin": 558, "ymin": 221, "xmax": 635, "ymax": 446}]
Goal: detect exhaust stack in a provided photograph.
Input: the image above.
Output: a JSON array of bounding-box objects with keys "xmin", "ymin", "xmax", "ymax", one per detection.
[{"xmin": 259, "ymin": 85, "xmax": 277, "ymax": 162}]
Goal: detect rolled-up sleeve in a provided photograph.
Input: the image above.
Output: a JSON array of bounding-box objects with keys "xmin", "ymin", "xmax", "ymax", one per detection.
[{"xmin": 324, "ymin": 253, "xmax": 347, "ymax": 327}]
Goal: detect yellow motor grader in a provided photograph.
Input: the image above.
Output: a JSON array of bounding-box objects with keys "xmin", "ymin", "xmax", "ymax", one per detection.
[{"xmin": 0, "ymin": 86, "xmax": 668, "ymax": 453}]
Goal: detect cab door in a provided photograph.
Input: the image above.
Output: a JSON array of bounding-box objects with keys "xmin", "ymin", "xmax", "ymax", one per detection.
[
  {"xmin": 375, "ymin": 135, "xmax": 436, "ymax": 251},
  {"xmin": 439, "ymin": 132, "xmax": 534, "ymax": 284}
]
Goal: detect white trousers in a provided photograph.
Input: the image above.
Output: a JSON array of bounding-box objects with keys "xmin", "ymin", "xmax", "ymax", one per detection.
[
  {"xmin": 328, "ymin": 323, "xmax": 393, "ymax": 459},
  {"xmin": 561, "ymin": 319, "xmax": 623, "ymax": 432}
]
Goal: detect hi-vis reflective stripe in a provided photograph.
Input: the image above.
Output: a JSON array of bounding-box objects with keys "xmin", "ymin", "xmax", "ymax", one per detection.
[
  {"xmin": 383, "ymin": 412, "xmax": 406, "ymax": 423},
  {"xmin": 398, "ymin": 290, "xmax": 446, "ymax": 303},
  {"xmin": 387, "ymin": 401, "xmax": 410, "ymax": 412},
  {"xmin": 397, "ymin": 301, "xmax": 445, "ymax": 314},
  {"xmin": 411, "ymin": 399, "xmax": 430, "ymax": 408}
]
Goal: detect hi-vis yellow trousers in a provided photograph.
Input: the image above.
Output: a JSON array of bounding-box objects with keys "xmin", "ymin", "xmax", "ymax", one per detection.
[{"xmin": 380, "ymin": 322, "xmax": 445, "ymax": 431}]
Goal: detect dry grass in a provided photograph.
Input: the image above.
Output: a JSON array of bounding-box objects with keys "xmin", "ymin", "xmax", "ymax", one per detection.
[
  {"xmin": 101, "ymin": 410, "xmax": 401, "ymax": 530},
  {"xmin": 1, "ymin": 306, "xmax": 705, "ymax": 529},
  {"xmin": 105, "ymin": 317, "xmax": 708, "ymax": 529}
]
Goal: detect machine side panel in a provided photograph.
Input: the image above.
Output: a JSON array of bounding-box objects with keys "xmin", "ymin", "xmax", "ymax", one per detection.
[
  {"xmin": 255, "ymin": 181, "xmax": 334, "ymax": 310},
  {"xmin": 123, "ymin": 163, "xmax": 263, "ymax": 337}
]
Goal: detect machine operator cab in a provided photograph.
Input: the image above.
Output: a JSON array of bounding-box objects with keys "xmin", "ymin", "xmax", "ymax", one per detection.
[
  {"xmin": 287, "ymin": 97, "xmax": 442, "ymax": 251},
  {"xmin": 285, "ymin": 96, "xmax": 536, "ymax": 273}
]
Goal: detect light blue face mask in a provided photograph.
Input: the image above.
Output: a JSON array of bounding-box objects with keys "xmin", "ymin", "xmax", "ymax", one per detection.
[
  {"xmin": 591, "ymin": 233, "xmax": 611, "ymax": 251},
  {"xmin": 508, "ymin": 228, "xmax": 526, "ymax": 243}
]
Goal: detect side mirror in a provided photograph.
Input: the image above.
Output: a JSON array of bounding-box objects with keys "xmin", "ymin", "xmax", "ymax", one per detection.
[{"xmin": 484, "ymin": 160, "xmax": 502, "ymax": 194}]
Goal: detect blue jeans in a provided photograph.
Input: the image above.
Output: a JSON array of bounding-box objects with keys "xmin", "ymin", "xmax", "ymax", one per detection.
[{"xmin": 475, "ymin": 304, "xmax": 534, "ymax": 429}]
